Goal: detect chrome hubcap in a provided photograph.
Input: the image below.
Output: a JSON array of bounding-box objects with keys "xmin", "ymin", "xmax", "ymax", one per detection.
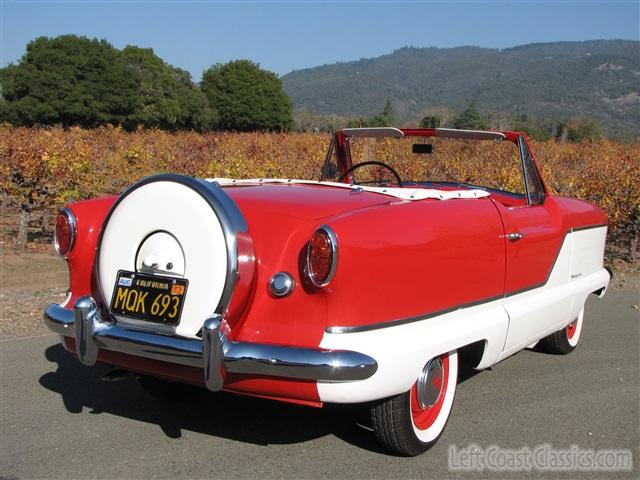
[{"xmin": 416, "ymin": 357, "xmax": 444, "ymax": 409}]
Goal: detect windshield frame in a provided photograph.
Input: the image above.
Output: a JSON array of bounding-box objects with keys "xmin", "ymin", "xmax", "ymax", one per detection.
[{"xmin": 319, "ymin": 127, "xmax": 548, "ymax": 202}]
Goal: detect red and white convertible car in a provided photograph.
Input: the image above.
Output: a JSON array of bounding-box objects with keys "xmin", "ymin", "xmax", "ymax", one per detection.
[{"xmin": 45, "ymin": 127, "xmax": 610, "ymax": 456}]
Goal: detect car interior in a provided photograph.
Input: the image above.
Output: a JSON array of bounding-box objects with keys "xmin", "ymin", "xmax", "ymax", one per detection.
[{"xmin": 321, "ymin": 128, "xmax": 535, "ymax": 208}]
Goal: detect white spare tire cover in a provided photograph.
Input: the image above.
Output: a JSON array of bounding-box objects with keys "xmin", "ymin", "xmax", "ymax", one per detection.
[{"xmin": 98, "ymin": 175, "xmax": 245, "ymax": 338}]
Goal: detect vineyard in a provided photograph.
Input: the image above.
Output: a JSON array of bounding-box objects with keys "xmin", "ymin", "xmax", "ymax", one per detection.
[{"xmin": 1, "ymin": 126, "xmax": 638, "ymax": 260}]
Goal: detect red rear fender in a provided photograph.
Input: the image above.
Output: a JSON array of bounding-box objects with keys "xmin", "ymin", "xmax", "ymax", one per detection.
[
  {"xmin": 323, "ymin": 198, "xmax": 506, "ymax": 330},
  {"xmin": 63, "ymin": 196, "xmax": 117, "ymax": 308}
]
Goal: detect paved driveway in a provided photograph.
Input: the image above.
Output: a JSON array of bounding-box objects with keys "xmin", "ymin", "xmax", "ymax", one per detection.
[{"xmin": 1, "ymin": 289, "xmax": 638, "ymax": 479}]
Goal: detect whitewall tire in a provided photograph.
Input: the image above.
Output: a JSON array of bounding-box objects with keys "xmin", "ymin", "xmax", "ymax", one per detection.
[
  {"xmin": 540, "ymin": 306, "xmax": 585, "ymax": 354},
  {"xmin": 370, "ymin": 350, "xmax": 458, "ymax": 456}
]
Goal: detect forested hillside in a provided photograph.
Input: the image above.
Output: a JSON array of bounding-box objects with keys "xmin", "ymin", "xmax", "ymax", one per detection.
[{"xmin": 282, "ymin": 40, "xmax": 640, "ymax": 138}]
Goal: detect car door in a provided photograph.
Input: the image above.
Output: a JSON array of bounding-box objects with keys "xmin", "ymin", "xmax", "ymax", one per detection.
[{"xmin": 497, "ymin": 136, "xmax": 571, "ymax": 352}]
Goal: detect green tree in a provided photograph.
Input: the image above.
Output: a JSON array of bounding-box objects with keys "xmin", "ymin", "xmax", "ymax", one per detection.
[
  {"xmin": 170, "ymin": 67, "xmax": 218, "ymax": 131},
  {"xmin": 201, "ymin": 60, "xmax": 293, "ymax": 131},
  {"xmin": 0, "ymin": 35, "xmax": 140, "ymax": 128},
  {"xmin": 346, "ymin": 99, "xmax": 396, "ymax": 128},
  {"xmin": 512, "ymin": 114, "xmax": 553, "ymax": 141},
  {"xmin": 121, "ymin": 46, "xmax": 216, "ymax": 131},
  {"xmin": 419, "ymin": 115, "xmax": 441, "ymax": 128},
  {"xmin": 453, "ymin": 103, "xmax": 488, "ymax": 130},
  {"xmin": 346, "ymin": 116, "xmax": 369, "ymax": 128},
  {"xmin": 367, "ymin": 98, "xmax": 395, "ymax": 127}
]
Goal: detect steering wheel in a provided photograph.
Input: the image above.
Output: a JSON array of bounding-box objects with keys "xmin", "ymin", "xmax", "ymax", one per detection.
[{"xmin": 338, "ymin": 161, "xmax": 403, "ymax": 188}]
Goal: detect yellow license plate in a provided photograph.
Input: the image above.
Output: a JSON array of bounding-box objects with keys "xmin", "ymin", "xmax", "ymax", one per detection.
[{"xmin": 110, "ymin": 270, "xmax": 188, "ymax": 326}]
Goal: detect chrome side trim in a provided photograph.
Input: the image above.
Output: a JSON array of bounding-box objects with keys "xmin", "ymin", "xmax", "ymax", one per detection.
[
  {"xmin": 570, "ymin": 223, "xmax": 608, "ymax": 233},
  {"xmin": 44, "ymin": 297, "xmax": 377, "ymax": 389},
  {"xmin": 326, "ymin": 294, "xmax": 505, "ymax": 334}
]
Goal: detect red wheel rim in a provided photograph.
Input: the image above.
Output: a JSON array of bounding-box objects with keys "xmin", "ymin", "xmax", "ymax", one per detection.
[
  {"xmin": 566, "ymin": 321, "xmax": 577, "ymax": 339},
  {"xmin": 410, "ymin": 354, "xmax": 449, "ymax": 430}
]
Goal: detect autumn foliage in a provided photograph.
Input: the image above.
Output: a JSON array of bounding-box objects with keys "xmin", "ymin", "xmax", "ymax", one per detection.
[{"xmin": 1, "ymin": 126, "xmax": 638, "ymax": 259}]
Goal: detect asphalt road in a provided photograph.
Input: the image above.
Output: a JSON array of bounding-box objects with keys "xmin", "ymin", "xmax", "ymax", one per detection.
[{"xmin": 1, "ymin": 288, "xmax": 638, "ymax": 479}]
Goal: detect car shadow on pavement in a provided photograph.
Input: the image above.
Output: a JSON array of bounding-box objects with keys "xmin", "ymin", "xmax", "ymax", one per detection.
[
  {"xmin": 39, "ymin": 344, "xmax": 388, "ymax": 453},
  {"xmin": 39, "ymin": 344, "xmax": 485, "ymax": 454}
]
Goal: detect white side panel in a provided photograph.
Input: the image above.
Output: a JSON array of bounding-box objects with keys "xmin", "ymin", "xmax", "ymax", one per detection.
[
  {"xmin": 570, "ymin": 227, "xmax": 607, "ymax": 279},
  {"xmin": 502, "ymin": 234, "xmax": 574, "ymax": 351},
  {"xmin": 317, "ymin": 299, "xmax": 509, "ymax": 404},
  {"xmin": 501, "ymin": 227, "xmax": 608, "ymax": 358}
]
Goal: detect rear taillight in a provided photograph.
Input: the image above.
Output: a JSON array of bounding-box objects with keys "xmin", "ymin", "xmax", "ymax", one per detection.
[
  {"xmin": 54, "ymin": 208, "xmax": 76, "ymax": 257},
  {"xmin": 306, "ymin": 225, "xmax": 338, "ymax": 288}
]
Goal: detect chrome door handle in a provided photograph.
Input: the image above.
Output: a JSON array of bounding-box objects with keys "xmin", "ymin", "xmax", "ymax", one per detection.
[{"xmin": 507, "ymin": 232, "xmax": 524, "ymax": 242}]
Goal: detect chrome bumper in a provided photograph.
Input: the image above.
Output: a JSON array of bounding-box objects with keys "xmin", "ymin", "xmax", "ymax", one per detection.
[{"xmin": 44, "ymin": 297, "xmax": 377, "ymax": 391}]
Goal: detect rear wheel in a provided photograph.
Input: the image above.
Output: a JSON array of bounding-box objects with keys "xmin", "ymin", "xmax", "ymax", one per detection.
[
  {"xmin": 539, "ymin": 307, "xmax": 584, "ymax": 355},
  {"xmin": 370, "ymin": 351, "xmax": 458, "ymax": 456}
]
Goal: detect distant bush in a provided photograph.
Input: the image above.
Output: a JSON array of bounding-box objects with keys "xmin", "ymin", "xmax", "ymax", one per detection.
[{"xmin": 201, "ymin": 60, "xmax": 293, "ymax": 132}]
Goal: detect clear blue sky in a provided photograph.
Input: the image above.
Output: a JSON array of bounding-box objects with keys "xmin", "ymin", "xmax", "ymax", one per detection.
[{"xmin": 2, "ymin": 0, "xmax": 638, "ymax": 79}]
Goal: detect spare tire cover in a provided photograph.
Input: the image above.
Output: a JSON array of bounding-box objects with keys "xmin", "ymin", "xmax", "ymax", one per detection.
[{"xmin": 98, "ymin": 175, "xmax": 236, "ymax": 338}]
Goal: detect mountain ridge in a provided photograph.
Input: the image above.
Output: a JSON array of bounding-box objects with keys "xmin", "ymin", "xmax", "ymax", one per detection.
[{"xmin": 281, "ymin": 40, "xmax": 640, "ymax": 137}]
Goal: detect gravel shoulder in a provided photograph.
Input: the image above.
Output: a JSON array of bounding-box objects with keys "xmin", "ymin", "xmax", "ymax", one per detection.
[{"xmin": 0, "ymin": 248, "xmax": 68, "ymax": 339}]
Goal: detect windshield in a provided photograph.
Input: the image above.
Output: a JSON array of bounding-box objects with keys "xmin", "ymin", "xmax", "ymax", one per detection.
[{"xmin": 324, "ymin": 135, "xmax": 526, "ymax": 197}]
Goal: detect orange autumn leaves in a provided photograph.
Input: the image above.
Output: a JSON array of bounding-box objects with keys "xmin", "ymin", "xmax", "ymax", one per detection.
[{"xmin": 1, "ymin": 125, "xmax": 638, "ymax": 255}]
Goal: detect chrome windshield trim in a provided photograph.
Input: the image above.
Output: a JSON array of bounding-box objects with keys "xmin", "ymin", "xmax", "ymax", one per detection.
[
  {"xmin": 435, "ymin": 128, "xmax": 506, "ymax": 141},
  {"xmin": 341, "ymin": 127, "xmax": 405, "ymax": 138}
]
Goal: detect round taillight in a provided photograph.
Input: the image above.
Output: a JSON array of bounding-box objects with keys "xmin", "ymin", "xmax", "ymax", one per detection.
[
  {"xmin": 54, "ymin": 208, "xmax": 76, "ymax": 257},
  {"xmin": 306, "ymin": 226, "xmax": 338, "ymax": 288}
]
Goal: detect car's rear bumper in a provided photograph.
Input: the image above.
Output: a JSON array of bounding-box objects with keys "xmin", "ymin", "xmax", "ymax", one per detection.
[{"xmin": 44, "ymin": 296, "xmax": 378, "ymax": 391}]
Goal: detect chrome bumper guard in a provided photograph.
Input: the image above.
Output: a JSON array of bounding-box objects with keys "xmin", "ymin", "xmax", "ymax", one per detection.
[{"xmin": 44, "ymin": 297, "xmax": 377, "ymax": 391}]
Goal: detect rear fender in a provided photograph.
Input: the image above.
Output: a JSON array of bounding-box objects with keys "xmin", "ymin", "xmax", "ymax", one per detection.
[{"xmin": 62, "ymin": 196, "xmax": 117, "ymax": 309}]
